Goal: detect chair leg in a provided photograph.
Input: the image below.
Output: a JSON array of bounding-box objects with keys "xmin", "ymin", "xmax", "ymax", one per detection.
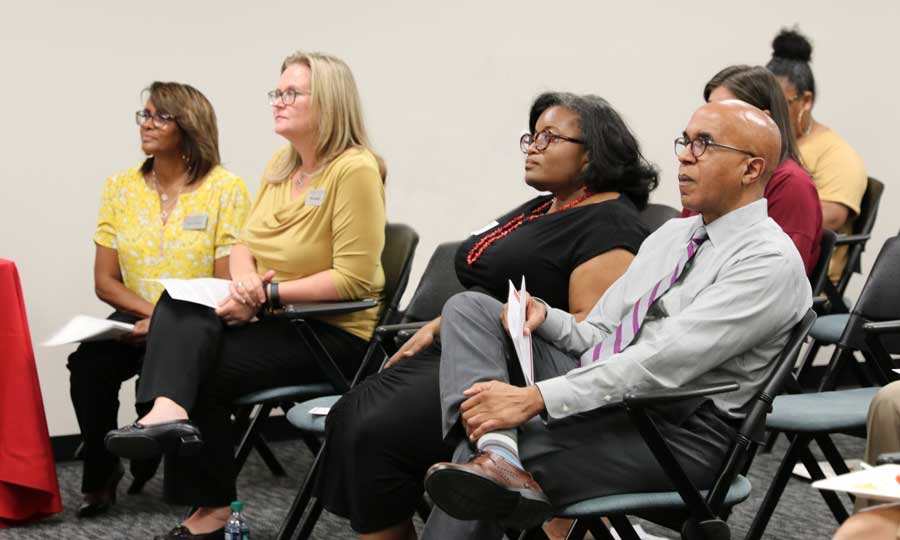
[
  {"xmin": 234, "ymin": 403, "xmax": 273, "ymax": 475},
  {"xmin": 818, "ymin": 347, "xmax": 852, "ymax": 392},
  {"xmin": 744, "ymin": 433, "xmax": 810, "ymax": 540},
  {"xmin": 607, "ymin": 515, "xmax": 641, "ymax": 540},
  {"xmin": 799, "ymin": 445, "xmax": 850, "ymax": 524},
  {"xmin": 563, "ymin": 519, "xmax": 591, "ymax": 540},
  {"xmin": 294, "ymin": 497, "xmax": 324, "ymax": 540},
  {"xmin": 253, "ymin": 434, "xmax": 287, "ymax": 477},
  {"xmin": 585, "ymin": 518, "xmax": 616, "ymax": 540},
  {"xmin": 275, "ymin": 439, "xmax": 328, "ymax": 540},
  {"xmin": 796, "ymin": 340, "xmax": 822, "ymax": 388}
]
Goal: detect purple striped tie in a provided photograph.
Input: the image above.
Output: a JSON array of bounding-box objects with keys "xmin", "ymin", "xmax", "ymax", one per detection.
[{"xmin": 588, "ymin": 226, "xmax": 708, "ymax": 364}]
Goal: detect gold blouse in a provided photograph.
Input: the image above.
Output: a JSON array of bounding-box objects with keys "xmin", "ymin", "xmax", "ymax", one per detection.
[
  {"xmin": 241, "ymin": 147, "xmax": 386, "ymax": 340},
  {"xmin": 94, "ymin": 165, "xmax": 250, "ymax": 303}
]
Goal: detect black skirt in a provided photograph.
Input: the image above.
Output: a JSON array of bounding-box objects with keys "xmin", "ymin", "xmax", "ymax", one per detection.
[{"xmin": 319, "ymin": 342, "xmax": 453, "ymax": 533}]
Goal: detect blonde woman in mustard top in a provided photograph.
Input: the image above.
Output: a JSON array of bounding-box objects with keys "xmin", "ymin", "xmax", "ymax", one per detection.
[
  {"xmin": 105, "ymin": 51, "xmax": 387, "ymax": 540},
  {"xmin": 67, "ymin": 81, "xmax": 249, "ymax": 518}
]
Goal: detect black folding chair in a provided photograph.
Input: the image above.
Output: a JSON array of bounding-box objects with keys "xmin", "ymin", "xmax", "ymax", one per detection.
[
  {"xmin": 794, "ymin": 235, "xmax": 900, "ymax": 392},
  {"xmin": 820, "ymin": 176, "xmax": 883, "ymax": 314},
  {"xmin": 274, "ymin": 241, "xmax": 467, "ymax": 540},
  {"xmin": 514, "ymin": 310, "xmax": 816, "ymax": 540},
  {"xmin": 639, "ymin": 203, "xmax": 680, "ymax": 232},
  {"xmin": 227, "ymin": 223, "xmax": 419, "ymax": 480},
  {"xmin": 744, "ymin": 238, "xmax": 900, "ymax": 539}
]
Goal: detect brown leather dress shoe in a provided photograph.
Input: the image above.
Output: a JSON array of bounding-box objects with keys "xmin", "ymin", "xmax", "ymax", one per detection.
[{"xmin": 424, "ymin": 450, "xmax": 551, "ymax": 529}]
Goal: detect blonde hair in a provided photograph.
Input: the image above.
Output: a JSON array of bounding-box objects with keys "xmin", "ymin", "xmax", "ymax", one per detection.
[
  {"xmin": 264, "ymin": 51, "xmax": 386, "ymax": 183},
  {"xmin": 140, "ymin": 81, "xmax": 220, "ymax": 184}
]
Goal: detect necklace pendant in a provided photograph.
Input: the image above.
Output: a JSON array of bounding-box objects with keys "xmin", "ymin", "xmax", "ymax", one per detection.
[{"xmin": 161, "ymin": 193, "xmax": 169, "ymax": 202}]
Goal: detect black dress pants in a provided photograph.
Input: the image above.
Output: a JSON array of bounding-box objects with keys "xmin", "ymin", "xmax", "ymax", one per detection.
[
  {"xmin": 137, "ymin": 292, "xmax": 367, "ymax": 507},
  {"xmin": 67, "ymin": 311, "xmax": 146, "ymax": 493}
]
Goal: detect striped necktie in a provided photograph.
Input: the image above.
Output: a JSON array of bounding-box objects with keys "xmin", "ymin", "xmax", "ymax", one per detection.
[{"xmin": 588, "ymin": 226, "xmax": 708, "ymax": 364}]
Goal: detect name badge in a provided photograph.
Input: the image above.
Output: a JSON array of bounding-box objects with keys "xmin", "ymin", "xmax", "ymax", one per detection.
[
  {"xmin": 182, "ymin": 214, "xmax": 208, "ymax": 230},
  {"xmin": 305, "ymin": 189, "xmax": 327, "ymax": 207},
  {"xmin": 470, "ymin": 220, "xmax": 499, "ymax": 236}
]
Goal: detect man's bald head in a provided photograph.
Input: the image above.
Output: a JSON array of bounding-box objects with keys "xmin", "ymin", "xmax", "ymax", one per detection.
[
  {"xmin": 677, "ymin": 99, "xmax": 782, "ymax": 223},
  {"xmin": 696, "ymin": 100, "xmax": 781, "ymax": 181}
]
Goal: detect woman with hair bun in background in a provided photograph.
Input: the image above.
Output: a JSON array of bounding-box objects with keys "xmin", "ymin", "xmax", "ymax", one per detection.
[{"xmin": 767, "ymin": 27, "xmax": 867, "ymax": 283}]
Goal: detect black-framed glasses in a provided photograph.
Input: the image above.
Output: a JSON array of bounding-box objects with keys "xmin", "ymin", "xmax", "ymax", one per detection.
[
  {"xmin": 674, "ymin": 136, "xmax": 755, "ymax": 160},
  {"xmin": 520, "ymin": 129, "xmax": 585, "ymax": 154},
  {"xmin": 136, "ymin": 109, "xmax": 175, "ymax": 128},
  {"xmin": 268, "ymin": 88, "xmax": 309, "ymax": 106}
]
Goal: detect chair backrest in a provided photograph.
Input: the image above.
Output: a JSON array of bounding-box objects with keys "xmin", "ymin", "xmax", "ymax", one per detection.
[
  {"xmin": 840, "ymin": 235, "xmax": 900, "ymax": 352},
  {"xmin": 838, "ymin": 177, "xmax": 884, "ymax": 288},
  {"xmin": 708, "ymin": 309, "xmax": 817, "ymax": 510},
  {"xmin": 402, "ymin": 241, "xmax": 466, "ymax": 323},
  {"xmin": 639, "ymin": 203, "xmax": 680, "ymax": 232},
  {"xmin": 809, "ymin": 229, "xmax": 837, "ymax": 296},
  {"xmin": 378, "ymin": 223, "xmax": 420, "ymax": 326}
]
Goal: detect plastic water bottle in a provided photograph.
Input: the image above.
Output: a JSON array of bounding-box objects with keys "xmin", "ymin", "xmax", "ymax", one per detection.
[{"xmin": 224, "ymin": 500, "xmax": 250, "ymax": 540}]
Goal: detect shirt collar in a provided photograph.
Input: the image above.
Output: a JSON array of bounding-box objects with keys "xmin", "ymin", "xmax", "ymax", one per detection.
[{"xmin": 703, "ymin": 199, "xmax": 768, "ymax": 248}]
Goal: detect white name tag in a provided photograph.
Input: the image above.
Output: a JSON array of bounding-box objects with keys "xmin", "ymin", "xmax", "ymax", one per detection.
[
  {"xmin": 182, "ymin": 214, "xmax": 208, "ymax": 230},
  {"xmin": 305, "ymin": 189, "xmax": 327, "ymax": 207},
  {"xmin": 470, "ymin": 220, "xmax": 499, "ymax": 236}
]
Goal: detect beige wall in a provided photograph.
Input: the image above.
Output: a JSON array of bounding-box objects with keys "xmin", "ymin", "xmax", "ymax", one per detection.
[{"xmin": 2, "ymin": 1, "xmax": 898, "ymax": 436}]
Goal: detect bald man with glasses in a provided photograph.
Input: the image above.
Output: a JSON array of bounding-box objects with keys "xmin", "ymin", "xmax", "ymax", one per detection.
[{"xmin": 419, "ymin": 100, "xmax": 812, "ymax": 539}]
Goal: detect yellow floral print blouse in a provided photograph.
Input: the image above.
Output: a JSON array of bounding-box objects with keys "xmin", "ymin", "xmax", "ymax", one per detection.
[{"xmin": 94, "ymin": 165, "xmax": 250, "ymax": 304}]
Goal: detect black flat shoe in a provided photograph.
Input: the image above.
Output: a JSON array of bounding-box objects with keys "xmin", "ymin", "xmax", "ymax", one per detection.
[
  {"xmin": 153, "ymin": 525, "xmax": 224, "ymax": 540},
  {"xmin": 77, "ymin": 463, "xmax": 125, "ymax": 518},
  {"xmin": 128, "ymin": 454, "xmax": 162, "ymax": 494},
  {"xmin": 105, "ymin": 420, "xmax": 203, "ymax": 461}
]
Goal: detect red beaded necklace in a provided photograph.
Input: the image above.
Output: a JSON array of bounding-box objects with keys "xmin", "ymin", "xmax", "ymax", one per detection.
[{"xmin": 466, "ymin": 189, "xmax": 594, "ymax": 265}]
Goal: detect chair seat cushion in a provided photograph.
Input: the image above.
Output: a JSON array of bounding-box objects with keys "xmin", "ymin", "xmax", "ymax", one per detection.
[
  {"xmin": 556, "ymin": 475, "xmax": 752, "ymax": 517},
  {"xmin": 808, "ymin": 314, "xmax": 849, "ymax": 343},
  {"xmin": 233, "ymin": 383, "xmax": 335, "ymax": 406},
  {"xmin": 767, "ymin": 387, "xmax": 879, "ymax": 432},
  {"xmin": 286, "ymin": 395, "xmax": 341, "ymax": 433}
]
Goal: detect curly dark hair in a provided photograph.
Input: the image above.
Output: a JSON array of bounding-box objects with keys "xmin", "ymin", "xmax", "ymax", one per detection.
[
  {"xmin": 766, "ymin": 27, "xmax": 816, "ymax": 101},
  {"xmin": 528, "ymin": 92, "xmax": 658, "ymax": 209}
]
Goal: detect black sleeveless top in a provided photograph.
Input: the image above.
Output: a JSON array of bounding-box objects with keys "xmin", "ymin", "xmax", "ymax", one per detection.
[{"xmin": 454, "ymin": 195, "xmax": 648, "ymax": 311}]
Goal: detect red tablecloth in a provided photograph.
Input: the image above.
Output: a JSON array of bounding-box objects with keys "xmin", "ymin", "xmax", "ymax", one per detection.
[{"xmin": 0, "ymin": 259, "xmax": 61, "ymax": 526}]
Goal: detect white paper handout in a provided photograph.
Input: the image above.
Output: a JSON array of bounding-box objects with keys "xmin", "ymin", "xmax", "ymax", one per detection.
[
  {"xmin": 812, "ymin": 463, "xmax": 900, "ymax": 502},
  {"xmin": 150, "ymin": 278, "xmax": 232, "ymax": 309},
  {"xmin": 507, "ymin": 277, "xmax": 534, "ymax": 385},
  {"xmin": 43, "ymin": 315, "xmax": 135, "ymax": 347}
]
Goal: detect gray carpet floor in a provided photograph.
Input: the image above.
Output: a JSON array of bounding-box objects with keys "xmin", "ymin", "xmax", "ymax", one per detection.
[{"xmin": 3, "ymin": 433, "xmax": 864, "ymax": 539}]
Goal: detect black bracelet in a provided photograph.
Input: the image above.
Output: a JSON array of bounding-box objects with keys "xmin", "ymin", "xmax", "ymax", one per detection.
[{"xmin": 270, "ymin": 281, "xmax": 282, "ymax": 311}]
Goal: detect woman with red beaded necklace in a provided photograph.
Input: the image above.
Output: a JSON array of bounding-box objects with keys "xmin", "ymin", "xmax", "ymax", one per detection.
[{"xmin": 319, "ymin": 92, "xmax": 658, "ymax": 540}]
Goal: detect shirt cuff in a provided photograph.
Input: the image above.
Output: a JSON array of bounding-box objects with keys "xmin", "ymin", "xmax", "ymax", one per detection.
[
  {"xmin": 535, "ymin": 302, "xmax": 570, "ymax": 341},
  {"xmin": 535, "ymin": 375, "xmax": 577, "ymax": 420}
]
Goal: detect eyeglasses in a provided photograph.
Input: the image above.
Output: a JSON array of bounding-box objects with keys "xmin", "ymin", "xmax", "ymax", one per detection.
[
  {"xmin": 519, "ymin": 129, "xmax": 585, "ymax": 154},
  {"xmin": 674, "ymin": 136, "xmax": 755, "ymax": 160},
  {"xmin": 785, "ymin": 94, "xmax": 804, "ymax": 104},
  {"xmin": 136, "ymin": 109, "xmax": 175, "ymax": 128},
  {"xmin": 268, "ymin": 88, "xmax": 309, "ymax": 106}
]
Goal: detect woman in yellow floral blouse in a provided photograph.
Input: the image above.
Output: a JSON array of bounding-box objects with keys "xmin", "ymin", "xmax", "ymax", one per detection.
[{"xmin": 67, "ymin": 81, "xmax": 249, "ymax": 519}]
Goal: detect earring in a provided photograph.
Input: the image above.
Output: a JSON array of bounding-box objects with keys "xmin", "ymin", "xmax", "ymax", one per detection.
[{"xmin": 181, "ymin": 153, "xmax": 188, "ymax": 163}]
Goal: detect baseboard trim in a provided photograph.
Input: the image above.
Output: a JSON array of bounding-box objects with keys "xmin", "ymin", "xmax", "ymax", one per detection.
[{"xmin": 52, "ymin": 415, "xmax": 302, "ymax": 463}]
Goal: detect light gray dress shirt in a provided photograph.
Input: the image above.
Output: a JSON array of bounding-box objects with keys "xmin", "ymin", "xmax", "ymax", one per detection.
[{"xmin": 535, "ymin": 199, "xmax": 812, "ymax": 420}]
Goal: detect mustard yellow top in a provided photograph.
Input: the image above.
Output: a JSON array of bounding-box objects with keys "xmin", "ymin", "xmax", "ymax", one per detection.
[
  {"xmin": 94, "ymin": 165, "xmax": 251, "ymax": 303},
  {"xmin": 800, "ymin": 129, "xmax": 867, "ymax": 282},
  {"xmin": 241, "ymin": 147, "xmax": 386, "ymax": 340}
]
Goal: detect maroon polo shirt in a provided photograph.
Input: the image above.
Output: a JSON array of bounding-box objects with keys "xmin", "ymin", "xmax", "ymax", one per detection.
[{"xmin": 680, "ymin": 159, "xmax": 822, "ymax": 275}]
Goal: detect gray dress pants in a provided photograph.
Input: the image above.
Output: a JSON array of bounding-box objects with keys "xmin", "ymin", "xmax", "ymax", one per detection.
[{"xmin": 422, "ymin": 292, "xmax": 736, "ymax": 540}]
